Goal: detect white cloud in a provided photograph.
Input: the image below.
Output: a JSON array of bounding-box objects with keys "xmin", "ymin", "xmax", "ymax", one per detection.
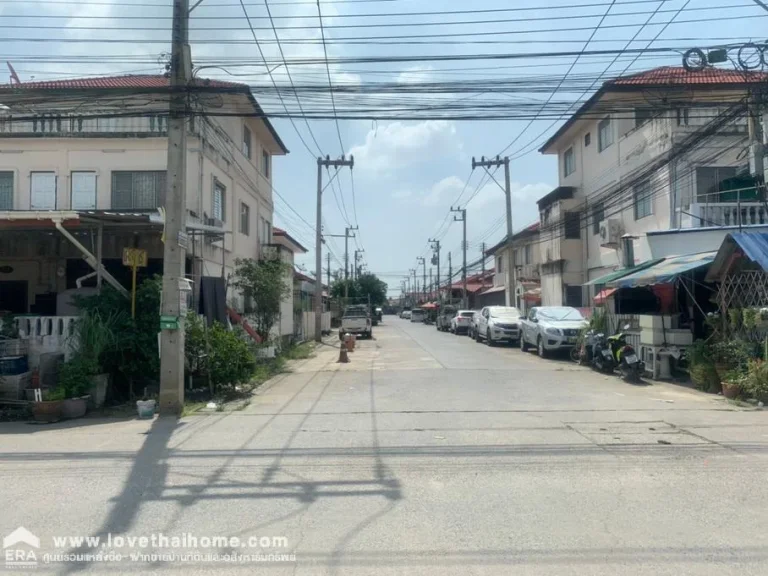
[
  {"xmin": 391, "ymin": 189, "xmax": 412, "ymax": 200},
  {"xmin": 422, "ymin": 175, "xmax": 464, "ymax": 206},
  {"xmin": 467, "ymin": 180, "xmax": 552, "ymax": 231},
  {"xmin": 349, "ymin": 120, "xmax": 460, "ymax": 174},
  {"xmin": 396, "ymin": 65, "xmax": 435, "ymax": 85}
]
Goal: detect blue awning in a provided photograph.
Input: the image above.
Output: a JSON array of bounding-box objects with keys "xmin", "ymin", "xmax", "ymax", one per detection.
[
  {"xmin": 706, "ymin": 232, "xmax": 768, "ymax": 280},
  {"xmin": 607, "ymin": 251, "xmax": 717, "ymax": 288}
]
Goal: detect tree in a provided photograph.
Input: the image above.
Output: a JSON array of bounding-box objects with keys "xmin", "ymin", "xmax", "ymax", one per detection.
[
  {"xmin": 231, "ymin": 257, "xmax": 292, "ymax": 341},
  {"xmin": 330, "ymin": 273, "xmax": 387, "ymax": 307}
]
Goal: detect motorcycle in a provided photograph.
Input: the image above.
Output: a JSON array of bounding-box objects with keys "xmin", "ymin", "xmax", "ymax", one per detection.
[{"xmin": 591, "ymin": 324, "xmax": 644, "ymax": 383}]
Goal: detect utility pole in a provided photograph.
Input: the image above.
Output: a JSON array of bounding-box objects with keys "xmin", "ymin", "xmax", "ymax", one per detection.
[
  {"xmin": 326, "ymin": 252, "xmax": 331, "ymax": 290},
  {"xmin": 447, "ymin": 252, "xmax": 452, "ymax": 303},
  {"xmin": 748, "ymin": 92, "xmax": 765, "ymax": 231},
  {"xmin": 344, "ymin": 226, "xmax": 358, "ymax": 280},
  {"xmin": 405, "ymin": 275, "xmax": 411, "ymax": 307},
  {"xmin": 451, "ymin": 207, "xmax": 467, "ymax": 309},
  {"xmin": 159, "ymin": 0, "xmax": 190, "ymax": 415},
  {"xmin": 315, "ymin": 155, "xmax": 354, "ymax": 342},
  {"xmin": 429, "ymin": 268, "xmax": 433, "ymax": 300},
  {"xmin": 410, "ymin": 268, "xmax": 417, "ymax": 303},
  {"xmin": 354, "ymin": 249, "xmax": 364, "ymax": 279},
  {"xmin": 429, "ymin": 238, "xmax": 441, "ymax": 303},
  {"xmin": 473, "ymin": 156, "xmax": 514, "ymax": 308},
  {"xmin": 481, "ymin": 242, "xmax": 487, "ymax": 289},
  {"xmin": 416, "ymin": 257, "xmax": 426, "ymax": 303}
]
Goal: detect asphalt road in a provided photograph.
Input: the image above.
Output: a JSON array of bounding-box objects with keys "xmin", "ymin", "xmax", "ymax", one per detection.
[{"xmin": 2, "ymin": 317, "xmax": 768, "ymax": 575}]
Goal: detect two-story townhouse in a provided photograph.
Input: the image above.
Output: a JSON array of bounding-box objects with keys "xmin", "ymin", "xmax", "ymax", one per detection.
[
  {"xmin": 481, "ymin": 222, "xmax": 541, "ymax": 312},
  {"xmin": 0, "ymin": 74, "xmax": 287, "ymax": 315},
  {"xmin": 536, "ymin": 66, "xmax": 766, "ymax": 306}
]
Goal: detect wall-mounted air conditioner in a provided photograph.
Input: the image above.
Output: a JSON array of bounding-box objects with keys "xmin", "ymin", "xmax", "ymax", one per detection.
[{"xmin": 598, "ymin": 218, "xmax": 621, "ymax": 248}]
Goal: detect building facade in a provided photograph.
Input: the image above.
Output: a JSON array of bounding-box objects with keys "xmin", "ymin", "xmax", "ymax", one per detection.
[
  {"xmin": 0, "ymin": 74, "xmax": 287, "ymax": 315},
  {"xmin": 536, "ymin": 66, "xmax": 765, "ymax": 306}
]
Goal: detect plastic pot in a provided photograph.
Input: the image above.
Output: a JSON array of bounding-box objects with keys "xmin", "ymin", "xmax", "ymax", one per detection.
[{"xmin": 61, "ymin": 397, "xmax": 89, "ymax": 419}]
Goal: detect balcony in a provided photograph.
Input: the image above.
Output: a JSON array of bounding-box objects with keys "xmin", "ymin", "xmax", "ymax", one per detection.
[
  {"xmin": 0, "ymin": 113, "xmax": 170, "ymax": 137},
  {"xmin": 515, "ymin": 263, "xmax": 540, "ymax": 281},
  {"xmin": 686, "ymin": 202, "xmax": 768, "ymax": 227}
]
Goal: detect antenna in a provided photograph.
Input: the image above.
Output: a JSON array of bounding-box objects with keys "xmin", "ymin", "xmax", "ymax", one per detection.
[{"xmin": 6, "ymin": 62, "xmax": 20, "ymax": 85}]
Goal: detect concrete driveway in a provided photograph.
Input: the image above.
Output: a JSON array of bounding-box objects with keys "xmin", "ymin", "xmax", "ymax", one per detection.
[{"xmin": 1, "ymin": 317, "xmax": 767, "ymax": 575}]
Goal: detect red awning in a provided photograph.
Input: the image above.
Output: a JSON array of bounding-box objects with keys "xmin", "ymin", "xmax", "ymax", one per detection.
[
  {"xmin": 421, "ymin": 302, "xmax": 439, "ymax": 309},
  {"xmin": 593, "ymin": 287, "xmax": 617, "ymax": 304}
]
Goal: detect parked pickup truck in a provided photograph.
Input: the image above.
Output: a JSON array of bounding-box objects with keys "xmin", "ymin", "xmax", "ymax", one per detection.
[
  {"xmin": 519, "ymin": 306, "xmax": 588, "ymax": 358},
  {"xmin": 340, "ymin": 305, "xmax": 372, "ymax": 340}
]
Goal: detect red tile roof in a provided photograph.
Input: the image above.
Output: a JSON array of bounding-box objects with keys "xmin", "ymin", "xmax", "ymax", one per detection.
[
  {"xmin": 2, "ymin": 74, "xmax": 246, "ymax": 91},
  {"xmin": 273, "ymin": 227, "xmax": 308, "ymax": 253},
  {"xmin": 612, "ymin": 66, "xmax": 768, "ymax": 86}
]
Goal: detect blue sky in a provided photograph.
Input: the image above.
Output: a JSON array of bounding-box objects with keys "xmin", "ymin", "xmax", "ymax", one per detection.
[{"xmin": 4, "ymin": 0, "xmax": 768, "ymax": 294}]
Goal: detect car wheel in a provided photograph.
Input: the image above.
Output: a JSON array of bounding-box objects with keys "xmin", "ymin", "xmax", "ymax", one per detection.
[
  {"xmin": 475, "ymin": 329, "xmax": 481, "ymax": 343},
  {"xmin": 537, "ymin": 337, "xmax": 547, "ymax": 358},
  {"xmin": 486, "ymin": 330, "xmax": 494, "ymax": 346},
  {"xmin": 520, "ymin": 334, "xmax": 529, "ymax": 351}
]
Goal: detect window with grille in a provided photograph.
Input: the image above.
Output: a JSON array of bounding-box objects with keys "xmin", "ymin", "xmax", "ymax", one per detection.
[
  {"xmin": 30, "ymin": 172, "xmax": 56, "ymax": 209},
  {"xmin": 243, "ymin": 125, "xmax": 252, "ymax": 159},
  {"xmin": 634, "ymin": 179, "xmax": 653, "ymax": 220},
  {"xmin": 212, "ymin": 180, "xmax": 226, "ymax": 221},
  {"xmin": 598, "ymin": 116, "xmax": 613, "ymax": 152},
  {"xmin": 563, "ymin": 147, "xmax": 575, "ymax": 176},
  {"xmin": 240, "ymin": 202, "xmax": 250, "ymax": 235},
  {"xmin": 71, "ymin": 172, "xmax": 96, "ymax": 210},
  {"xmin": 111, "ymin": 171, "xmax": 166, "ymax": 210},
  {"xmin": 695, "ymin": 166, "xmax": 738, "ymax": 203},
  {"xmin": 565, "ymin": 285, "xmax": 582, "ymax": 307},
  {"xmin": 524, "ymin": 244, "xmax": 532, "ymax": 265},
  {"xmin": 564, "ymin": 211, "xmax": 580, "ymax": 239},
  {"xmin": 592, "ymin": 202, "xmax": 604, "ymax": 235},
  {"xmin": 262, "ymin": 150, "xmax": 270, "ymax": 178},
  {"xmin": 0, "ymin": 172, "xmax": 13, "ymax": 210},
  {"xmin": 676, "ymin": 108, "xmax": 690, "ymax": 126},
  {"xmin": 584, "ymin": 132, "xmax": 591, "ymax": 147},
  {"xmin": 635, "ymin": 107, "xmax": 654, "ymax": 128}
]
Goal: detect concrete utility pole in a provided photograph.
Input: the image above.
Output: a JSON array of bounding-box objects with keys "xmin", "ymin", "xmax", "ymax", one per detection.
[
  {"xmin": 473, "ymin": 156, "xmax": 514, "ymax": 308},
  {"xmin": 410, "ymin": 268, "xmax": 417, "ymax": 303},
  {"xmin": 481, "ymin": 242, "xmax": 487, "ymax": 289},
  {"xmin": 429, "ymin": 238, "xmax": 440, "ymax": 303},
  {"xmin": 326, "ymin": 252, "xmax": 331, "ymax": 289},
  {"xmin": 451, "ymin": 207, "xmax": 467, "ymax": 309},
  {"xmin": 405, "ymin": 276, "xmax": 411, "ymax": 307},
  {"xmin": 417, "ymin": 257, "xmax": 426, "ymax": 302},
  {"xmin": 315, "ymin": 155, "xmax": 354, "ymax": 342},
  {"xmin": 447, "ymin": 252, "xmax": 453, "ymax": 303},
  {"xmin": 354, "ymin": 249, "xmax": 364, "ymax": 279},
  {"xmin": 159, "ymin": 0, "xmax": 191, "ymax": 415},
  {"xmin": 429, "ymin": 268, "xmax": 433, "ymax": 300},
  {"xmin": 344, "ymin": 226, "xmax": 358, "ymax": 280}
]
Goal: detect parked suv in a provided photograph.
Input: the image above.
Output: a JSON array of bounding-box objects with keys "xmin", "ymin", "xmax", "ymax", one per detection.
[
  {"xmin": 519, "ymin": 306, "xmax": 588, "ymax": 358},
  {"xmin": 436, "ymin": 306, "xmax": 457, "ymax": 332},
  {"xmin": 467, "ymin": 311, "xmax": 481, "ymax": 339},
  {"xmin": 450, "ymin": 310, "xmax": 475, "ymax": 335},
  {"xmin": 474, "ymin": 306, "xmax": 523, "ymax": 346}
]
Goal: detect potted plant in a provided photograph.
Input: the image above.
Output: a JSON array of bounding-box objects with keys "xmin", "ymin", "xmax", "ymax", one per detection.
[
  {"xmin": 31, "ymin": 386, "xmax": 66, "ymax": 423},
  {"xmin": 688, "ymin": 340, "xmax": 719, "ymax": 392},
  {"xmin": 58, "ymin": 356, "xmax": 96, "ymax": 419},
  {"xmin": 71, "ymin": 311, "xmax": 120, "ymax": 408},
  {"xmin": 721, "ymin": 367, "xmax": 747, "ymax": 399}
]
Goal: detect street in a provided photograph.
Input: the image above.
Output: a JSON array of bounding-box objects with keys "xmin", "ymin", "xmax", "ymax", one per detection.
[{"xmin": 2, "ymin": 317, "xmax": 768, "ymax": 575}]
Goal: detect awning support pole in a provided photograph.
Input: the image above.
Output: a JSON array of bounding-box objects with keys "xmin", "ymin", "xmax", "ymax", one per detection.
[
  {"xmin": 679, "ymin": 276, "xmax": 707, "ymax": 320},
  {"xmin": 54, "ymin": 220, "xmax": 129, "ymax": 298},
  {"xmin": 96, "ymin": 223, "xmax": 103, "ymax": 290}
]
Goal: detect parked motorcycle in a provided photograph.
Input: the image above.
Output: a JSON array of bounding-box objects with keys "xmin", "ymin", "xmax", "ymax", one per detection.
[{"xmin": 591, "ymin": 325, "xmax": 644, "ymax": 383}]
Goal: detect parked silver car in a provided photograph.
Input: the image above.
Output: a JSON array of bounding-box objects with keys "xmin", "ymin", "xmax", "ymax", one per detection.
[
  {"xmin": 474, "ymin": 306, "xmax": 523, "ymax": 346},
  {"xmin": 519, "ymin": 306, "xmax": 588, "ymax": 358},
  {"xmin": 467, "ymin": 311, "xmax": 481, "ymax": 339},
  {"xmin": 450, "ymin": 310, "xmax": 475, "ymax": 335}
]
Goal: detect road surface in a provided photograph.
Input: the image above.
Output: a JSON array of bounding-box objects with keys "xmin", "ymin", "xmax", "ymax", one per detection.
[{"xmin": 2, "ymin": 317, "xmax": 767, "ymax": 575}]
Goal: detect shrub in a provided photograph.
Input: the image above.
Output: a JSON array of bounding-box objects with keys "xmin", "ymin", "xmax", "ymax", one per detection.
[
  {"xmin": 43, "ymin": 386, "xmax": 66, "ymax": 402},
  {"xmin": 744, "ymin": 359, "xmax": 768, "ymax": 402},
  {"xmin": 690, "ymin": 363, "xmax": 720, "ymax": 393},
  {"xmin": 58, "ymin": 356, "xmax": 98, "ymax": 399}
]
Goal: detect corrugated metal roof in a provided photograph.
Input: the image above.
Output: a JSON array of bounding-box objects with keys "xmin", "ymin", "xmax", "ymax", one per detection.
[
  {"xmin": 707, "ymin": 232, "xmax": 768, "ymax": 280},
  {"xmin": 608, "ymin": 252, "xmax": 717, "ymax": 288},
  {"xmin": 583, "ymin": 258, "xmax": 664, "ymax": 286}
]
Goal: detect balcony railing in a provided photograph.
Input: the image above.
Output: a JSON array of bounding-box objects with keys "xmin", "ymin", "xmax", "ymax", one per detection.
[
  {"xmin": 0, "ymin": 114, "xmax": 169, "ymax": 136},
  {"xmin": 683, "ymin": 186, "xmax": 767, "ymax": 228}
]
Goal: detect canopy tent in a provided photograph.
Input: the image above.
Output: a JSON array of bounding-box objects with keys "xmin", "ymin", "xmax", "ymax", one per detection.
[
  {"xmin": 522, "ymin": 286, "xmax": 541, "ymax": 302},
  {"xmin": 706, "ymin": 232, "xmax": 768, "ymax": 281},
  {"xmin": 593, "ymin": 287, "xmax": 617, "ymax": 304},
  {"xmin": 583, "ymin": 258, "xmax": 664, "ymax": 286},
  {"xmin": 607, "ymin": 252, "xmax": 716, "ymax": 288},
  {"xmin": 421, "ymin": 302, "xmax": 439, "ymax": 309}
]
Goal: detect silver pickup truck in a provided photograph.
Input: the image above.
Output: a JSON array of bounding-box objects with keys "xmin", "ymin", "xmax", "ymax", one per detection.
[
  {"xmin": 340, "ymin": 306, "xmax": 372, "ymax": 340},
  {"xmin": 519, "ymin": 306, "xmax": 588, "ymax": 358}
]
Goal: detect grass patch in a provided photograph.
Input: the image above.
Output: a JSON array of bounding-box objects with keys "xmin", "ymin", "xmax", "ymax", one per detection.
[
  {"xmin": 181, "ymin": 401, "xmax": 208, "ymax": 416},
  {"xmin": 282, "ymin": 342, "xmax": 315, "ymax": 361}
]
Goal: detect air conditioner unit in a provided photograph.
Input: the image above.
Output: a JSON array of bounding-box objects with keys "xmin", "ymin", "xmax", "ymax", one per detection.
[
  {"xmin": 205, "ymin": 217, "xmax": 224, "ymax": 229},
  {"xmin": 599, "ymin": 218, "xmax": 621, "ymax": 247},
  {"xmin": 204, "ymin": 217, "xmax": 225, "ymax": 245}
]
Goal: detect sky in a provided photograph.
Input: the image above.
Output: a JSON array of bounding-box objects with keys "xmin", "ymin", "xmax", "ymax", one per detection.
[{"xmin": 3, "ymin": 0, "xmax": 768, "ymax": 295}]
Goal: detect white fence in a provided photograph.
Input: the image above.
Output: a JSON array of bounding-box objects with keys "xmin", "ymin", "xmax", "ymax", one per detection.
[{"xmin": 14, "ymin": 316, "xmax": 78, "ymax": 368}]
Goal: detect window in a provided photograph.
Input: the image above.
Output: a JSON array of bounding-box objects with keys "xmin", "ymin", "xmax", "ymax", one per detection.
[
  {"xmin": 212, "ymin": 179, "xmax": 226, "ymax": 221},
  {"xmin": 242, "ymin": 125, "xmax": 252, "ymax": 159},
  {"xmin": 634, "ymin": 179, "xmax": 652, "ymax": 220},
  {"xmin": 592, "ymin": 202, "xmax": 604, "ymax": 235},
  {"xmin": 524, "ymin": 244, "xmax": 532, "ymax": 265},
  {"xmin": 676, "ymin": 108, "xmax": 690, "ymax": 126},
  {"xmin": 497, "ymin": 257, "xmax": 503, "ymax": 273},
  {"xmin": 564, "ymin": 211, "xmax": 580, "ymax": 239},
  {"xmin": 565, "ymin": 285, "xmax": 583, "ymax": 308},
  {"xmin": 262, "ymin": 150, "xmax": 270, "ymax": 178},
  {"xmin": 598, "ymin": 116, "xmax": 613, "ymax": 152},
  {"xmin": 71, "ymin": 171, "xmax": 96, "ymax": 210},
  {"xmin": 696, "ymin": 166, "xmax": 738, "ymax": 202},
  {"xmin": 239, "ymin": 202, "xmax": 250, "ymax": 235},
  {"xmin": 111, "ymin": 171, "xmax": 166, "ymax": 210},
  {"xmin": 563, "ymin": 147, "xmax": 575, "ymax": 176},
  {"xmin": 30, "ymin": 172, "xmax": 56, "ymax": 209},
  {"xmin": 0, "ymin": 172, "xmax": 13, "ymax": 210},
  {"xmin": 259, "ymin": 216, "xmax": 272, "ymax": 247},
  {"xmin": 635, "ymin": 107, "xmax": 654, "ymax": 128},
  {"xmin": 584, "ymin": 132, "xmax": 591, "ymax": 147}
]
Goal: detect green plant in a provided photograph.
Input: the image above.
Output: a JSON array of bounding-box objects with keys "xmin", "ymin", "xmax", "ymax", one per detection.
[
  {"xmin": 43, "ymin": 386, "xmax": 66, "ymax": 402},
  {"xmin": 690, "ymin": 363, "xmax": 720, "ymax": 393},
  {"xmin": 728, "ymin": 308, "xmax": 743, "ymax": 333},
  {"xmin": 207, "ymin": 323, "xmax": 256, "ymax": 389},
  {"xmin": 58, "ymin": 356, "xmax": 98, "ymax": 399},
  {"xmin": 231, "ymin": 257, "xmax": 292, "ymax": 341},
  {"xmin": 0, "ymin": 315, "xmax": 19, "ymax": 339},
  {"xmin": 71, "ymin": 310, "xmax": 123, "ymax": 374},
  {"xmin": 744, "ymin": 359, "xmax": 768, "ymax": 402},
  {"xmin": 711, "ymin": 339, "xmax": 753, "ymax": 371},
  {"xmin": 743, "ymin": 308, "xmax": 758, "ymax": 331},
  {"xmin": 689, "ymin": 339, "xmax": 713, "ymax": 367}
]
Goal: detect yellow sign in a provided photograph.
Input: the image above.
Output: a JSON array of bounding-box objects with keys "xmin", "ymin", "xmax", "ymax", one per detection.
[{"xmin": 122, "ymin": 248, "xmax": 148, "ymax": 268}]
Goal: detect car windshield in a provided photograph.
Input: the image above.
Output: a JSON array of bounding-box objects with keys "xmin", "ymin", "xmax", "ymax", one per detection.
[
  {"xmin": 459, "ymin": 311, "xmax": 474, "ymax": 317},
  {"xmin": 537, "ymin": 307, "xmax": 584, "ymax": 321},
  {"xmin": 489, "ymin": 307, "xmax": 522, "ymax": 319},
  {"xmin": 344, "ymin": 309, "xmax": 367, "ymax": 318}
]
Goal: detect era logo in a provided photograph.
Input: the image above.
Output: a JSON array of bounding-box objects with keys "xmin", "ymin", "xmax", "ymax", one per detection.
[{"xmin": 3, "ymin": 527, "xmax": 39, "ymax": 569}]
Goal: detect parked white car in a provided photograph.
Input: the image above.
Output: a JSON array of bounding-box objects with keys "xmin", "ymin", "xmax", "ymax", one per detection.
[
  {"xmin": 410, "ymin": 309, "xmax": 426, "ymax": 323},
  {"xmin": 450, "ymin": 310, "xmax": 475, "ymax": 335},
  {"xmin": 519, "ymin": 306, "xmax": 588, "ymax": 358},
  {"xmin": 401, "ymin": 310, "xmax": 411, "ymax": 319},
  {"xmin": 474, "ymin": 306, "xmax": 523, "ymax": 346}
]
